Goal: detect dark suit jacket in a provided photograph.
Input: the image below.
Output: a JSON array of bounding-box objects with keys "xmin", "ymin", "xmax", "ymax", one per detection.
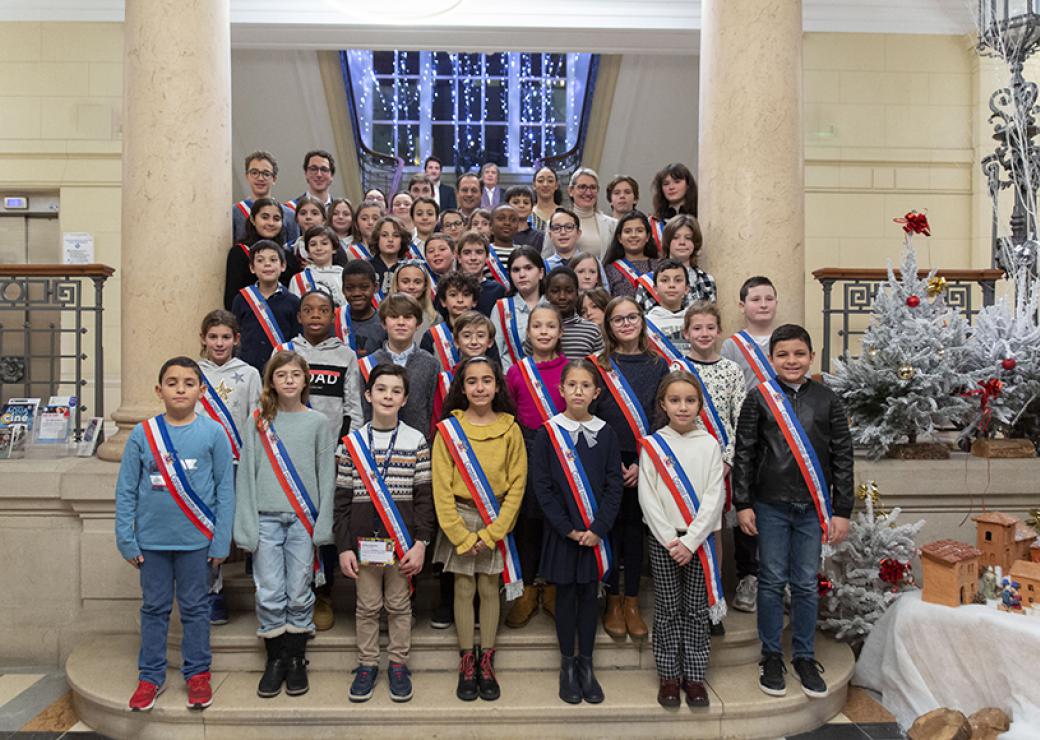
[{"xmin": 437, "ymin": 183, "xmax": 457, "ymax": 210}]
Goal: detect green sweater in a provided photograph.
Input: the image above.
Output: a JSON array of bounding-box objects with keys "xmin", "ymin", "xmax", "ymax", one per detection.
[{"xmin": 233, "ymin": 408, "xmax": 337, "ymax": 551}]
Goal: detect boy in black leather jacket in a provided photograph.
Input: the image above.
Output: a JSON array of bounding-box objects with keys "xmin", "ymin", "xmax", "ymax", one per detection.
[{"xmin": 731, "ymin": 324, "xmax": 853, "ymax": 701}]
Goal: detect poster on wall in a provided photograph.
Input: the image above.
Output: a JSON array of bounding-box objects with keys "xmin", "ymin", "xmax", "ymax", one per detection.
[{"xmin": 62, "ymin": 232, "xmax": 94, "ymax": 265}]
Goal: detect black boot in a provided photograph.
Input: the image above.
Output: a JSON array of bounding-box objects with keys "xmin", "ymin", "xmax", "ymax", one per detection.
[
  {"xmin": 558, "ymin": 656, "xmax": 581, "ymax": 704},
  {"xmin": 257, "ymin": 635, "xmax": 288, "ymax": 698},
  {"xmin": 284, "ymin": 633, "xmax": 309, "ymax": 696},
  {"xmin": 456, "ymin": 649, "xmax": 478, "ymax": 701},
  {"xmin": 575, "ymin": 655, "xmax": 604, "ymax": 704},
  {"xmin": 477, "ymin": 647, "xmax": 500, "ymax": 701}
]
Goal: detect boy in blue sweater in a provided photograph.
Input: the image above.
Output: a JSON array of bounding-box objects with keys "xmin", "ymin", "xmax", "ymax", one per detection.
[
  {"xmin": 115, "ymin": 356, "xmax": 236, "ymax": 712},
  {"xmin": 231, "ymin": 240, "xmax": 301, "ymax": 374}
]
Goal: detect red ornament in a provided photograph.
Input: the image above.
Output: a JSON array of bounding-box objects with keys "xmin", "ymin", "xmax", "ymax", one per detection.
[
  {"xmin": 1002, "ymin": 357, "xmax": 1017, "ymax": 371},
  {"xmin": 906, "ymin": 295, "xmax": 921, "ymax": 308},
  {"xmin": 879, "ymin": 558, "xmax": 910, "ymax": 586},
  {"xmin": 817, "ymin": 573, "xmax": 833, "ymax": 598},
  {"xmin": 894, "ymin": 211, "xmax": 931, "ymax": 236},
  {"xmin": 960, "ymin": 378, "xmax": 1005, "ymax": 433}
]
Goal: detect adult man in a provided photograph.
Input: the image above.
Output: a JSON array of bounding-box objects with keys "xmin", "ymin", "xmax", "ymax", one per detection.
[
  {"xmin": 455, "ymin": 172, "xmax": 482, "ymax": 220},
  {"xmin": 293, "ymin": 149, "xmax": 337, "ymax": 208},
  {"xmin": 231, "ymin": 150, "xmax": 300, "ymax": 243},
  {"xmin": 424, "ymin": 156, "xmax": 456, "ymax": 210},
  {"xmin": 407, "ymin": 174, "xmax": 434, "ymax": 200}
]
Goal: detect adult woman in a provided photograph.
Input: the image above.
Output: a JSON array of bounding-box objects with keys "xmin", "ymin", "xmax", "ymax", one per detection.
[
  {"xmin": 566, "ymin": 168, "xmax": 617, "ymax": 261},
  {"xmin": 531, "ymin": 166, "xmax": 562, "ymax": 233}
]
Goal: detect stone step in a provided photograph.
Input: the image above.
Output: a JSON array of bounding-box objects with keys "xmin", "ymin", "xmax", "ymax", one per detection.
[
  {"xmin": 69, "ymin": 635, "xmax": 855, "ymax": 740},
  {"xmin": 171, "ymin": 607, "xmax": 767, "ymax": 672}
]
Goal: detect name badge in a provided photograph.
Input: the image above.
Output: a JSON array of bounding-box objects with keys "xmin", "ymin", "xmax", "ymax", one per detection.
[
  {"xmin": 150, "ymin": 458, "xmax": 197, "ymax": 490},
  {"xmin": 358, "ymin": 537, "xmax": 395, "ymax": 566}
]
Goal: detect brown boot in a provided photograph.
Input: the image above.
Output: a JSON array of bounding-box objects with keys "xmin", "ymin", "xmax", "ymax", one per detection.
[
  {"xmin": 603, "ymin": 595, "xmax": 626, "ymax": 638},
  {"xmin": 623, "ymin": 596, "xmax": 648, "ymax": 638},
  {"xmin": 682, "ymin": 679, "xmax": 710, "ymax": 708},
  {"xmin": 505, "ymin": 586, "xmax": 539, "ymax": 628},
  {"xmin": 657, "ymin": 678, "xmax": 681, "ymax": 708},
  {"xmin": 541, "ymin": 584, "xmax": 556, "ymax": 620}
]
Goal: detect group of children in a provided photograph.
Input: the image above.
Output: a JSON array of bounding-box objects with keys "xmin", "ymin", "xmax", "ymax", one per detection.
[{"xmin": 114, "ymin": 151, "xmax": 855, "ymax": 714}]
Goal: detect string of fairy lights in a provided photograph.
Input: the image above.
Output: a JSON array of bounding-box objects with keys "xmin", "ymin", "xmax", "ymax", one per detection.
[{"xmin": 348, "ymin": 49, "xmax": 585, "ymax": 171}]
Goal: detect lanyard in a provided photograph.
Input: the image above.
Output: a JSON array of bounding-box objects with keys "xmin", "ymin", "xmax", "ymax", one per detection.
[{"xmin": 367, "ymin": 423, "xmax": 400, "ymax": 482}]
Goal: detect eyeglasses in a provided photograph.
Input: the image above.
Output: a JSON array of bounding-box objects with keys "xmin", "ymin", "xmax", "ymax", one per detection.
[
  {"xmin": 609, "ymin": 313, "xmax": 641, "ymax": 326},
  {"xmin": 573, "ymin": 183, "xmax": 598, "ymax": 192},
  {"xmin": 549, "ymin": 223, "xmax": 577, "ymax": 234},
  {"xmin": 306, "ymin": 165, "xmax": 332, "ymax": 175},
  {"xmin": 247, "ymin": 169, "xmax": 274, "ymax": 179},
  {"xmin": 442, "ymin": 220, "xmax": 464, "ymax": 229}
]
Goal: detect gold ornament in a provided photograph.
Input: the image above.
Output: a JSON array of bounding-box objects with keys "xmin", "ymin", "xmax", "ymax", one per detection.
[
  {"xmin": 1027, "ymin": 508, "xmax": 1040, "ymax": 530},
  {"xmin": 927, "ymin": 276, "xmax": 947, "ymax": 297},
  {"xmin": 868, "ymin": 347, "xmax": 879, "ymax": 359},
  {"xmin": 856, "ymin": 481, "xmax": 887, "ymax": 519},
  {"xmin": 898, "ymin": 363, "xmax": 915, "ymax": 380}
]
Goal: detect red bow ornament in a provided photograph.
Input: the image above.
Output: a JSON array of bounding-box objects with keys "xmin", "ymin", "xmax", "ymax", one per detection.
[{"xmin": 894, "ymin": 211, "xmax": 931, "ymax": 236}]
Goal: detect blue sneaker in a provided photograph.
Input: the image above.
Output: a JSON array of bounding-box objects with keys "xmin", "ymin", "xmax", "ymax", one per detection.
[
  {"xmin": 388, "ymin": 662, "xmax": 413, "ymax": 702},
  {"xmin": 349, "ymin": 665, "xmax": 378, "ymax": 703},
  {"xmin": 208, "ymin": 593, "xmax": 229, "ymax": 625}
]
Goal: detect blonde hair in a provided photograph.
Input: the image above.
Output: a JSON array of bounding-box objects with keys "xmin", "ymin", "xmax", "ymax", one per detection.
[
  {"xmin": 389, "ymin": 263, "xmax": 437, "ymax": 326},
  {"xmin": 682, "ymin": 299, "xmax": 722, "ymax": 334},
  {"xmin": 259, "ymin": 351, "xmax": 310, "ymax": 423}
]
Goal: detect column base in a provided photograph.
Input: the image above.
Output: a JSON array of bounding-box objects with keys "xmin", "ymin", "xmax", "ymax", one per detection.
[{"xmin": 96, "ymin": 403, "xmax": 157, "ymax": 461}]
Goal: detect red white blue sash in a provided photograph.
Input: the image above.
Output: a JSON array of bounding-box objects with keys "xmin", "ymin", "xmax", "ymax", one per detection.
[
  {"xmin": 649, "ymin": 217, "xmax": 665, "ymax": 251},
  {"xmin": 237, "ymin": 242, "xmax": 251, "ymax": 259},
  {"xmin": 436, "ymin": 417, "xmax": 524, "ymax": 599},
  {"xmin": 199, "ymin": 372, "xmax": 242, "ymax": 460},
  {"xmin": 495, "ymin": 297, "xmax": 525, "ymax": 367},
  {"xmin": 347, "ymin": 242, "xmax": 372, "ymax": 261},
  {"xmin": 640, "ymin": 432, "xmax": 725, "ymax": 617},
  {"xmin": 615, "ymin": 259, "xmax": 660, "ymax": 303},
  {"xmin": 240, "ymin": 286, "xmax": 286, "ymax": 348},
  {"xmin": 486, "ymin": 249, "xmax": 510, "ymax": 289},
  {"xmin": 291, "ymin": 268, "xmax": 317, "ymax": 295},
  {"xmin": 235, "ymin": 199, "xmax": 253, "ymax": 220},
  {"xmin": 588, "ymin": 355, "xmax": 648, "ymax": 439},
  {"xmin": 342, "ymin": 429, "xmax": 413, "ymax": 560},
  {"xmin": 732, "ymin": 331, "xmax": 776, "ymax": 383},
  {"xmin": 253, "ymin": 410, "xmax": 324, "ymax": 584},
  {"xmin": 545, "ymin": 419, "xmax": 612, "ymax": 580},
  {"xmin": 437, "ymin": 370, "xmax": 452, "ymax": 400},
  {"xmin": 645, "ymin": 318, "xmax": 685, "ymax": 366},
  {"xmin": 142, "ymin": 416, "xmax": 215, "ymax": 540},
  {"xmin": 358, "ymin": 354, "xmax": 378, "ymax": 384},
  {"xmin": 274, "ymin": 340, "xmax": 298, "ymax": 354},
  {"xmin": 672, "ymin": 358, "xmax": 729, "ymax": 449},
  {"xmin": 408, "ymin": 241, "xmax": 425, "ymax": 261},
  {"xmin": 757, "ymin": 380, "xmax": 832, "ymax": 542},
  {"xmin": 429, "ymin": 323, "xmax": 459, "ymax": 373},
  {"xmin": 283, "ymin": 199, "xmax": 297, "ymax": 212},
  {"xmin": 517, "ymin": 357, "xmax": 557, "ymax": 424},
  {"xmin": 372, "ymin": 288, "xmax": 384, "ymax": 310},
  {"xmin": 333, "ymin": 306, "xmax": 355, "ymax": 350}
]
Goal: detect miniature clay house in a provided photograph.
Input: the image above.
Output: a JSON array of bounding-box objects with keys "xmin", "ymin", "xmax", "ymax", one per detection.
[
  {"xmin": 973, "ymin": 512, "xmax": 1038, "ymax": 572},
  {"xmin": 1032, "ymin": 540, "xmax": 1040, "ymax": 564},
  {"xmin": 921, "ymin": 540, "xmax": 982, "ymax": 607},
  {"xmin": 1010, "ymin": 560, "xmax": 1040, "ymax": 608}
]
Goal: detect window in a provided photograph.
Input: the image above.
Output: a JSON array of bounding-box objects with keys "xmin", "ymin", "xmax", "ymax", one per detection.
[
  {"xmin": 985, "ymin": 531, "xmax": 992, "ymax": 541},
  {"xmin": 343, "ymin": 50, "xmax": 597, "ymax": 173}
]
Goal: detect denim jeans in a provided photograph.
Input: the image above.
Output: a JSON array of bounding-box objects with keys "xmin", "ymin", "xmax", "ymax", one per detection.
[
  {"xmin": 253, "ymin": 512, "xmax": 316, "ymax": 637},
  {"xmin": 754, "ymin": 501, "xmax": 822, "ymax": 660},
  {"xmin": 138, "ymin": 547, "xmax": 211, "ymax": 685}
]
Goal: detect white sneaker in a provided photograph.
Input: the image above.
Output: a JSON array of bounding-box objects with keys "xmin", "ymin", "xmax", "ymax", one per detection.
[{"xmin": 733, "ymin": 575, "xmax": 758, "ymax": 613}]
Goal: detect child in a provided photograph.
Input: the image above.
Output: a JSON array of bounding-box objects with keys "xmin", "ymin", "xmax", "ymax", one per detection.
[
  {"xmin": 369, "ymin": 215, "xmax": 412, "ymax": 293},
  {"xmin": 365, "ymin": 187, "xmax": 388, "ymax": 211},
  {"xmin": 544, "ymin": 266, "xmax": 604, "ymax": 360},
  {"xmin": 422, "ymin": 271, "xmax": 480, "ymax": 372},
  {"xmin": 329, "ymin": 197, "xmax": 354, "ymax": 252},
  {"xmin": 225, "ymin": 197, "xmax": 297, "ymax": 311},
  {"xmin": 389, "ymin": 260, "xmax": 438, "ymax": 334},
  {"xmin": 532, "ymin": 358, "xmax": 622, "ymax": 704},
  {"xmin": 590, "ymin": 296, "xmax": 668, "ymax": 640},
  {"xmin": 650, "ymin": 163, "xmax": 698, "ymax": 246},
  {"xmin": 504, "ymin": 305, "xmax": 568, "ymax": 629},
  {"xmin": 638, "ymin": 370, "xmax": 725, "ymax": 708},
  {"xmin": 391, "ymin": 191, "xmax": 415, "ymax": 234},
  {"xmin": 290, "ymin": 226, "xmax": 346, "ymax": 306},
  {"xmin": 606, "ymin": 175, "xmax": 639, "ymax": 219},
  {"xmin": 491, "ymin": 246, "xmax": 546, "ymax": 373},
  {"xmin": 116, "ymin": 356, "xmax": 235, "ymax": 711},
  {"xmin": 580, "ymin": 287, "xmax": 610, "ymax": 330},
  {"xmin": 732, "ymin": 325, "xmax": 853, "ymax": 700},
  {"xmin": 290, "ymin": 196, "xmax": 327, "ymax": 260},
  {"xmin": 637, "ymin": 214, "xmax": 716, "ymax": 311},
  {"xmin": 603, "ymin": 210, "xmax": 659, "ymax": 298},
  {"xmin": 569, "ymin": 252, "xmax": 607, "ymax": 292},
  {"xmin": 488, "ymin": 203, "xmax": 520, "ymax": 273},
  {"xmin": 438, "ymin": 209, "xmax": 466, "ymax": 245},
  {"xmin": 432, "ymin": 356, "xmax": 527, "ymax": 702},
  {"xmin": 544, "ymin": 208, "xmax": 582, "ymax": 272},
  {"xmin": 646, "ymin": 259, "xmax": 693, "ymax": 356},
  {"xmin": 231, "ymin": 241, "xmax": 301, "ymax": 375},
  {"xmin": 453, "ymin": 231, "xmax": 506, "ymax": 316},
  {"xmin": 234, "ymin": 351, "xmax": 337, "ymax": 699},
  {"xmin": 360, "ymin": 294, "xmax": 440, "ymax": 440},
  {"xmin": 336, "ymin": 364, "xmax": 434, "ymax": 703},
  {"xmin": 196, "ymin": 310, "xmax": 261, "ymax": 625},
  {"xmin": 505, "ymin": 185, "xmax": 544, "ymax": 249},
  {"xmin": 424, "ymin": 233, "xmax": 456, "ymax": 285},
  {"xmin": 349, "ymin": 200, "xmax": 384, "ymax": 261},
  {"xmin": 411, "ymin": 196, "xmax": 440, "ymax": 245},
  {"xmin": 232, "ymin": 151, "xmax": 300, "ymax": 245},
  {"xmin": 342, "ymin": 260, "xmax": 388, "ymax": 357},
  {"xmin": 467, "ymin": 208, "xmax": 492, "ymax": 241},
  {"xmin": 721, "ymin": 276, "xmax": 780, "ymax": 392}
]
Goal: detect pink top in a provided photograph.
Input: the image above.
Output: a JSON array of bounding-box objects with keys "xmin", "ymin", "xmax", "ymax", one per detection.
[{"xmin": 506, "ymin": 355, "xmax": 569, "ymax": 431}]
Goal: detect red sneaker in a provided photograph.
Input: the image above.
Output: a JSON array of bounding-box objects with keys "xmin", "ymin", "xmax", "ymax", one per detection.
[
  {"xmin": 186, "ymin": 671, "xmax": 213, "ymax": 710},
  {"xmin": 128, "ymin": 680, "xmax": 164, "ymax": 711}
]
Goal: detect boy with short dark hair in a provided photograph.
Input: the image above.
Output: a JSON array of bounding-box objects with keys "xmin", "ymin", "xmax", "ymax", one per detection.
[
  {"xmin": 505, "ymin": 185, "xmax": 545, "ymax": 249},
  {"xmin": 731, "ymin": 324, "xmax": 853, "ymax": 700},
  {"xmin": 721, "ymin": 276, "xmax": 779, "ymax": 392},
  {"xmin": 232, "ymin": 150, "xmax": 300, "ymax": 244},
  {"xmin": 116, "ymin": 356, "xmax": 236, "ymax": 712},
  {"xmin": 453, "ymin": 230, "xmax": 506, "ymax": 316},
  {"xmin": 231, "ymin": 241, "xmax": 301, "ymax": 374},
  {"xmin": 342, "ymin": 260, "xmax": 388, "ymax": 357}
]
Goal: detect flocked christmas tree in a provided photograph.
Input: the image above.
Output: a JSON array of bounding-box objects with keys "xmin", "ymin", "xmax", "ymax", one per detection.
[
  {"xmin": 818, "ymin": 482, "xmax": 924, "ymax": 642},
  {"xmin": 825, "ymin": 213, "xmax": 973, "ymax": 459}
]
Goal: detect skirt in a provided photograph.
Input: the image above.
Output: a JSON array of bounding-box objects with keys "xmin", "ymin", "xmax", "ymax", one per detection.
[{"xmin": 433, "ymin": 501, "xmax": 506, "ymax": 577}]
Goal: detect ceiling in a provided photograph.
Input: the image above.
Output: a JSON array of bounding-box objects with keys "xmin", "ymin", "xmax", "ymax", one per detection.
[{"xmin": 1, "ymin": 0, "xmax": 978, "ymax": 54}]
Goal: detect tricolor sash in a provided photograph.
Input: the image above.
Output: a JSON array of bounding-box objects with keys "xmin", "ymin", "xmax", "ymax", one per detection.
[
  {"xmin": 640, "ymin": 432, "xmax": 725, "ymax": 619},
  {"xmin": 429, "ymin": 323, "xmax": 459, "ymax": 373},
  {"xmin": 142, "ymin": 416, "xmax": 215, "ymax": 540},
  {"xmin": 545, "ymin": 419, "xmax": 612, "ymax": 580},
  {"xmin": 486, "ymin": 250, "xmax": 510, "ymax": 289},
  {"xmin": 615, "ymin": 259, "xmax": 660, "ymax": 303},
  {"xmin": 649, "ymin": 217, "xmax": 665, "ymax": 251},
  {"xmin": 274, "ymin": 340, "xmax": 297, "ymax": 354},
  {"xmin": 234, "ymin": 199, "xmax": 253, "ymax": 220},
  {"xmin": 237, "ymin": 242, "xmax": 251, "ymax": 259},
  {"xmin": 341, "ymin": 429, "xmax": 413, "ymax": 560},
  {"xmin": 436, "ymin": 417, "xmax": 524, "ymax": 599},
  {"xmin": 408, "ymin": 241, "xmax": 425, "ymax": 261},
  {"xmin": 671, "ymin": 358, "xmax": 729, "ymax": 449},
  {"xmin": 496, "ymin": 297, "xmax": 525, "ymax": 367},
  {"xmin": 291, "ymin": 268, "xmax": 317, "ymax": 295},
  {"xmin": 240, "ymin": 286, "xmax": 286, "ymax": 348},
  {"xmin": 588, "ymin": 355, "xmax": 649, "ymax": 439},
  {"xmin": 358, "ymin": 354, "xmax": 378, "ymax": 384},
  {"xmin": 645, "ymin": 318, "xmax": 685, "ymax": 366},
  {"xmin": 199, "ymin": 372, "xmax": 242, "ymax": 460},
  {"xmin": 437, "ymin": 370, "xmax": 453, "ymax": 401},
  {"xmin": 253, "ymin": 410, "xmax": 324, "ymax": 585},
  {"xmin": 732, "ymin": 331, "xmax": 776, "ymax": 383},
  {"xmin": 517, "ymin": 357, "xmax": 557, "ymax": 424},
  {"xmin": 347, "ymin": 242, "xmax": 372, "ymax": 261},
  {"xmin": 757, "ymin": 380, "xmax": 832, "ymax": 543},
  {"xmin": 283, "ymin": 199, "xmax": 297, "ymax": 212},
  {"xmin": 372, "ymin": 288, "xmax": 384, "ymax": 310},
  {"xmin": 333, "ymin": 306, "xmax": 355, "ymax": 350}
]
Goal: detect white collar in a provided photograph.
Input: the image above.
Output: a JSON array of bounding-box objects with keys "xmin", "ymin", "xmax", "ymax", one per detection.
[{"xmin": 551, "ymin": 413, "xmax": 605, "ymax": 433}]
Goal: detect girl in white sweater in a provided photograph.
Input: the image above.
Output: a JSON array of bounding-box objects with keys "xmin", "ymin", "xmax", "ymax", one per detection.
[{"xmin": 637, "ymin": 369, "xmax": 725, "ymax": 710}]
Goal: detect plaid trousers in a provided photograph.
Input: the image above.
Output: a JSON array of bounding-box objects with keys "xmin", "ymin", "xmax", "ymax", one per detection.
[{"xmin": 648, "ymin": 537, "xmax": 711, "ymax": 681}]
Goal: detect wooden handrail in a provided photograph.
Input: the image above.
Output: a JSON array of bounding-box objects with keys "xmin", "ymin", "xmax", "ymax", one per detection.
[
  {"xmin": 812, "ymin": 267, "xmax": 1004, "ymax": 282},
  {"xmin": 0, "ymin": 263, "xmax": 115, "ymax": 278}
]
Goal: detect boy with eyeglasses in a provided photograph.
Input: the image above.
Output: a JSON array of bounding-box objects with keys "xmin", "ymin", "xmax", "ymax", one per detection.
[{"xmin": 232, "ymin": 151, "xmax": 300, "ymax": 244}]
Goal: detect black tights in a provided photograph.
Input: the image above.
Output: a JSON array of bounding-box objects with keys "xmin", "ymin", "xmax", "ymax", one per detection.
[
  {"xmin": 554, "ymin": 582, "xmax": 599, "ymax": 658},
  {"xmin": 515, "ymin": 515, "xmax": 544, "ymax": 585},
  {"xmin": 606, "ymin": 486, "xmax": 644, "ymax": 597}
]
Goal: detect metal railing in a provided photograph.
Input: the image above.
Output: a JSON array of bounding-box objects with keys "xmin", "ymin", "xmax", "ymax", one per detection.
[
  {"xmin": 338, "ymin": 52, "xmax": 406, "ymax": 198},
  {"xmin": 536, "ymin": 55, "xmax": 601, "ymax": 189},
  {"xmin": 812, "ymin": 267, "xmax": 1004, "ymax": 373},
  {"xmin": 0, "ymin": 263, "xmax": 114, "ymax": 438}
]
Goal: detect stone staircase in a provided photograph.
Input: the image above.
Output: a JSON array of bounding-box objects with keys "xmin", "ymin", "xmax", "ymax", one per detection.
[{"xmin": 66, "ymin": 562, "xmax": 855, "ymax": 739}]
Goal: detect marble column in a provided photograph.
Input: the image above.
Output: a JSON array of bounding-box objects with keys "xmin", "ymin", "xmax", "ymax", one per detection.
[
  {"xmin": 98, "ymin": 0, "xmax": 231, "ymax": 461},
  {"xmin": 698, "ymin": 0, "xmax": 805, "ymax": 334}
]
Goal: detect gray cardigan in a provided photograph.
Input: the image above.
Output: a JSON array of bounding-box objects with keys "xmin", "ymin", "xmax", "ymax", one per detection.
[{"xmin": 360, "ymin": 345, "xmax": 440, "ymax": 440}]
